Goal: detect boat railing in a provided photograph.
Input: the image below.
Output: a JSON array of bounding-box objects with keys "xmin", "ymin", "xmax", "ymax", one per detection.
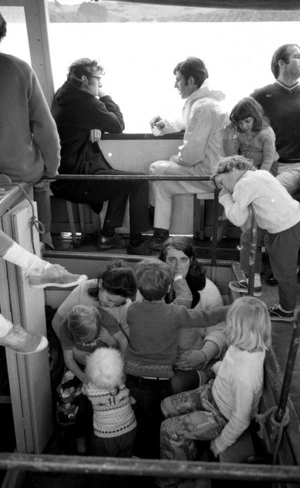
[
  {"xmin": 1, "ymin": 174, "xmax": 300, "ymax": 485},
  {"xmin": 0, "ymin": 451, "xmax": 300, "ymax": 484},
  {"xmin": 50, "ymin": 173, "xmax": 220, "ymax": 265}
]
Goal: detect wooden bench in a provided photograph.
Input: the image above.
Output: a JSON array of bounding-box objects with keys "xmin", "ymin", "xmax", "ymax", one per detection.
[
  {"xmin": 50, "ymin": 196, "xmax": 102, "ymax": 247},
  {"xmin": 193, "ymin": 192, "xmax": 215, "ymax": 240}
]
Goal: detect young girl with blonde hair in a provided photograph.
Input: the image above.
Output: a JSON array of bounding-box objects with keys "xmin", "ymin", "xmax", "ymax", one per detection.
[{"xmin": 157, "ymin": 296, "xmax": 271, "ymax": 488}]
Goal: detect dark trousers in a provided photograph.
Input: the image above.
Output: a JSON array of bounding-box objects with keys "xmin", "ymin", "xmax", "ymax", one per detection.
[
  {"xmin": 126, "ymin": 374, "xmax": 172, "ymax": 459},
  {"xmin": 265, "ymin": 221, "xmax": 300, "ymax": 311},
  {"xmin": 52, "ymin": 168, "xmax": 150, "ymax": 235}
]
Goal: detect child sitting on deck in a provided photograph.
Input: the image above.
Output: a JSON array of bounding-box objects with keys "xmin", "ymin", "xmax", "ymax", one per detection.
[
  {"xmin": 125, "ymin": 258, "xmax": 228, "ymax": 459},
  {"xmin": 157, "ymin": 296, "xmax": 271, "ymax": 488}
]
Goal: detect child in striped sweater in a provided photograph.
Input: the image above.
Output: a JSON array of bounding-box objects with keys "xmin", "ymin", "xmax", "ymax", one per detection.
[{"xmin": 83, "ymin": 347, "xmax": 136, "ymax": 458}]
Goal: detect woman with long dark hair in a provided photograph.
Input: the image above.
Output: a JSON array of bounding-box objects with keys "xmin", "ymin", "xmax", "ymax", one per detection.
[{"xmin": 159, "ymin": 236, "xmax": 226, "ymax": 393}]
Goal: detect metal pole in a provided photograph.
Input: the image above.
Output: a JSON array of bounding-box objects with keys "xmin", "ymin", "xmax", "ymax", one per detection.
[
  {"xmin": 211, "ymin": 188, "xmax": 219, "ymax": 267},
  {"xmin": 0, "ymin": 453, "xmax": 300, "ymax": 482},
  {"xmin": 247, "ymin": 206, "xmax": 257, "ymax": 297},
  {"xmin": 275, "ymin": 310, "xmax": 300, "ymax": 423},
  {"xmin": 49, "ymin": 174, "xmax": 213, "ymax": 182}
]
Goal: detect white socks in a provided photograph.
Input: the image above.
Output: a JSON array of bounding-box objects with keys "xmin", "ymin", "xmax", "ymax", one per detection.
[
  {"xmin": 254, "ymin": 273, "xmax": 262, "ymax": 287},
  {"xmin": 245, "ymin": 273, "xmax": 261, "ymax": 287},
  {"xmin": 3, "ymin": 242, "xmax": 51, "ymax": 273}
]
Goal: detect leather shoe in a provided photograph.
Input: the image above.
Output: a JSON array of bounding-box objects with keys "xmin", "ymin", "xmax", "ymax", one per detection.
[
  {"xmin": 147, "ymin": 234, "xmax": 169, "ymax": 251},
  {"xmin": 127, "ymin": 242, "xmax": 152, "ymax": 256},
  {"xmin": 266, "ymin": 274, "xmax": 278, "ymax": 286},
  {"xmin": 98, "ymin": 233, "xmax": 127, "ymax": 250}
]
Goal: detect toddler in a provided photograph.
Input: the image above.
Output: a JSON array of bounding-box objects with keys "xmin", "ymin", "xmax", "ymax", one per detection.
[{"xmin": 83, "ymin": 347, "xmax": 136, "ymax": 457}]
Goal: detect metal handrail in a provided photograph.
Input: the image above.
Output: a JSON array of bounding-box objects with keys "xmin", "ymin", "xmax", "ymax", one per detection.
[
  {"xmin": 0, "ymin": 453, "xmax": 300, "ymax": 482},
  {"xmin": 50, "ymin": 174, "xmax": 214, "ymax": 181},
  {"xmin": 49, "ymin": 173, "xmax": 220, "ymax": 265}
]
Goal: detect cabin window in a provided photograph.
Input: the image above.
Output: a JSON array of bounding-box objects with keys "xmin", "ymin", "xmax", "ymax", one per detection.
[
  {"xmin": 2, "ymin": 2, "xmax": 300, "ymax": 133},
  {"xmin": 0, "ymin": 7, "xmax": 30, "ymax": 64}
]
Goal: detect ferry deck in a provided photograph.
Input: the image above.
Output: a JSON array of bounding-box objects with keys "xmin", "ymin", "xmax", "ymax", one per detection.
[{"xmin": 1, "ymin": 228, "xmax": 299, "ymax": 488}]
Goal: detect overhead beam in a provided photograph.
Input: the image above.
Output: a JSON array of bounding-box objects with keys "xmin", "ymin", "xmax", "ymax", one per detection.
[
  {"xmin": 23, "ymin": 0, "xmax": 54, "ymax": 106},
  {"xmin": 107, "ymin": 0, "xmax": 300, "ymax": 10}
]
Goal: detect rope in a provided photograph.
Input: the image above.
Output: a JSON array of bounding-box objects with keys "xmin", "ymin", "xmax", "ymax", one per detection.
[
  {"xmin": 13, "ymin": 183, "xmax": 45, "ymax": 255},
  {"xmin": 256, "ymin": 406, "xmax": 290, "ymax": 465},
  {"xmin": 0, "ymin": 181, "xmax": 45, "ymax": 255}
]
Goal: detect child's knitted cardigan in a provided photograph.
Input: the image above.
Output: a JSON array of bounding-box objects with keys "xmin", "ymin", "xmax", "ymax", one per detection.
[{"xmin": 83, "ymin": 383, "xmax": 136, "ymax": 438}]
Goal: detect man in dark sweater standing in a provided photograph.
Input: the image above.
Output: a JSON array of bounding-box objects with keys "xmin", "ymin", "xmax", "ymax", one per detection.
[
  {"xmin": 51, "ymin": 58, "xmax": 151, "ymax": 255},
  {"xmin": 251, "ymin": 44, "xmax": 300, "ymax": 197},
  {"xmin": 251, "ymin": 44, "xmax": 300, "ymax": 286},
  {"xmin": 0, "ymin": 13, "xmax": 60, "ymax": 250}
]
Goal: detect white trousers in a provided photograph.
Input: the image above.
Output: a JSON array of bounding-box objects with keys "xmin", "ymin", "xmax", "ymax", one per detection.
[
  {"xmin": 276, "ymin": 162, "xmax": 300, "ymax": 196},
  {"xmin": 149, "ymin": 160, "xmax": 214, "ymax": 230}
]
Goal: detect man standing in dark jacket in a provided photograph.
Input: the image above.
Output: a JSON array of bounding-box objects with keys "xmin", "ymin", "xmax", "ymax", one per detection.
[{"xmin": 51, "ymin": 58, "xmax": 151, "ymax": 255}]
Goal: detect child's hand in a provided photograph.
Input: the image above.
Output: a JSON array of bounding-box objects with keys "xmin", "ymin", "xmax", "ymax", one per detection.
[
  {"xmin": 99, "ymin": 327, "xmax": 118, "ymax": 348},
  {"xmin": 225, "ymin": 122, "xmax": 236, "ymax": 133},
  {"xmin": 211, "ymin": 360, "xmax": 221, "ymax": 375},
  {"xmin": 175, "ymin": 350, "xmax": 207, "ymax": 370}
]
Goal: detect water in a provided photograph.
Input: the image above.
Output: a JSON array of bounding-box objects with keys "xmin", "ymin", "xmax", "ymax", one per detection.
[{"xmin": 2, "ymin": 20, "xmax": 300, "ymax": 131}]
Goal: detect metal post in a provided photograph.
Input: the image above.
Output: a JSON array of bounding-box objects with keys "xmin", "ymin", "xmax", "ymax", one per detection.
[
  {"xmin": 211, "ymin": 188, "xmax": 219, "ymax": 267},
  {"xmin": 247, "ymin": 206, "xmax": 257, "ymax": 297},
  {"xmin": 275, "ymin": 310, "xmax": 300, "ymax": 423}
]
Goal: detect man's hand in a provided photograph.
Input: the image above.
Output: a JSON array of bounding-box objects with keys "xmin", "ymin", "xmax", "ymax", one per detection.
[
  {"xmin": 169, "ymin": 154, "xmax": 180, "ymax": 163},
  {"xmin": 150, "ymin": 115, "xmax": 165, "ymax": 130},
  {"xmin": 90, "ymin": 129, "xmax": 102, "ymax": 143}
]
